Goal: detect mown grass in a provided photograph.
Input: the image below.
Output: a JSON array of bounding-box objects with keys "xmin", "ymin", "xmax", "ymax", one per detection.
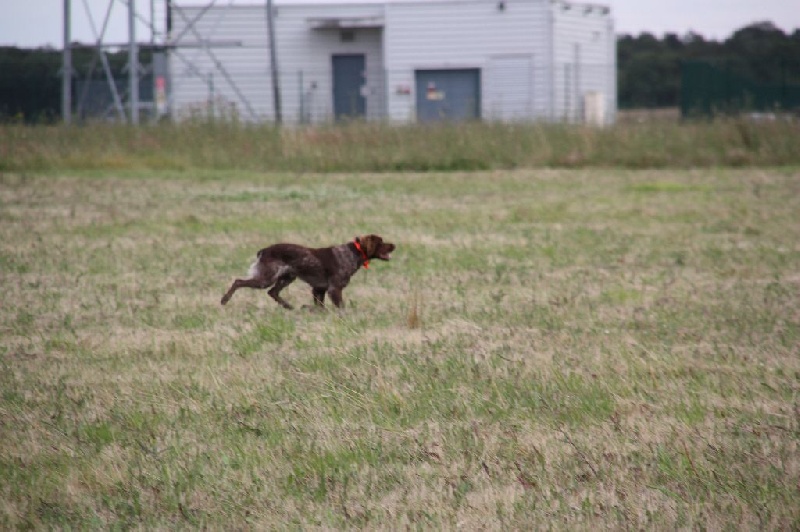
[
  {"xmin": 1, "ymin": 166, "xmax": 799, "ymax": 528},
  {"xmin": 2, "ymin": 117, "xmax": 800, "ymax": 174}
]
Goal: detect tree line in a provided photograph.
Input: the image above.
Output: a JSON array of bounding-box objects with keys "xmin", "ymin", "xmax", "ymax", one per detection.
[
  {"xmin": 1, "ymin": 21, "xmax": 799, "ymax": 121},
  {"xmin": 618, "ymin": 21, "xmax": 800, "ymax": 109},
  {"xmin": 0, "ymin": 46, "xmax": 154, "ymax": 122}
]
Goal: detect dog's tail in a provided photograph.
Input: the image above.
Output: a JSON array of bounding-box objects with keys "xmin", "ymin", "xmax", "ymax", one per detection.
[
  {"xmin": 246, "ymin": 249, "xmax": 265, "ymax": 279},
  {"xmin": 247, "ymin": 259, "xmax": 260, "ymax": 279}
]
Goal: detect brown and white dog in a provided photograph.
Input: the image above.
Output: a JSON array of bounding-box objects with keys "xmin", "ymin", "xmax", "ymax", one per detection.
[{"xmin": 220, "ymin": 234, "xmax": 395, "ymax": 309}]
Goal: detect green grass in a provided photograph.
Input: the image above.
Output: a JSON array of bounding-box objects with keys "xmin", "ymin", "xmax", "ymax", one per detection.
[
  {"xmin": 1, "ymin": 166, "xmax": 799, "ymax": 528},
  {"xmin": 2, "ymin": 117, "xmax": 800, "ymax": 173}
]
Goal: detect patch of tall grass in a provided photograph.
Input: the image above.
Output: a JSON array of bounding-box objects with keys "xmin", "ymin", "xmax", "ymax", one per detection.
[{"xmin": 2, "ymin": 117, "xmax": 798, "ymax": 173}]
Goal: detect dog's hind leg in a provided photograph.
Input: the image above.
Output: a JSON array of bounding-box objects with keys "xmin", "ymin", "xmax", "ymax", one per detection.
[
  {"xmin": 221, "ymin": 258, "xmax": 274, "ymax": 305},
  {"xmin": 267, "ymin": 274, "xmax": 296, "ymax": 310},
  {"xmin": 220, "ymin": 277, "xmax": 273, "ymax": 305},
  {"xmin": 312, "ymin": 287, "xmax": 326, "ymax": 308}
]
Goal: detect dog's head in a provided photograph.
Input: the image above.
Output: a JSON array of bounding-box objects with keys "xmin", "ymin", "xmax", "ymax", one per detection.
[{"xmin": 355, "ymin": 234, "xmax": 395, "ymax": 261}]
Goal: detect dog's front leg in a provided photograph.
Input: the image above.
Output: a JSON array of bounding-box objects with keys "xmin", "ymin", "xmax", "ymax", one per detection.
[{"xmin": 327, "ymin": 286, "xmax": 344, "ymax": 308}]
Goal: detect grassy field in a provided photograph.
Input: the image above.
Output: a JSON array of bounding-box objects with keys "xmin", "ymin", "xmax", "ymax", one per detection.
[{"xmin": 1, "ymin": 165, "xmax": 799, "ymax": 528}]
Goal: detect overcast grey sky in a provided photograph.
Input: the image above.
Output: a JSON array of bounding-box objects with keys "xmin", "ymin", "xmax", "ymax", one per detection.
[{"xmin": 1, "ymin": 0, "xmax": 798, "ymax": 48}]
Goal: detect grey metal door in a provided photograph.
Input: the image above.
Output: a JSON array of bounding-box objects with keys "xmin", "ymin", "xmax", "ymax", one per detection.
[
  {"xmin": 332, "ymin": 54, "xmax": 366, "ymax": 120},
  {"xmin": 415, "ymin": 69, "xmax": 481, "ymax": 122}
]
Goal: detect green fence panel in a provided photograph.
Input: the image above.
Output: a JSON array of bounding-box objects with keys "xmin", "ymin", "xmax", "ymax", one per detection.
[{"xmin": 681, "ymin": 59, "xmax": 800, "ymax": 117}]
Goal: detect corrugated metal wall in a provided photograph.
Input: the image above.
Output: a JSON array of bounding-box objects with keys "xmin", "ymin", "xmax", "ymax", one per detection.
[
  {"xmin": 169, "ymin": 3, "xmax": 385, "ymax": 123},
  {"xmin": 169, "ymin": 5, "xmax": 272, "ymax": 121},
  {"xmin": 273, "ymin": 3, "xmax": 385, "ymax": 122},
  {"xmin": 384, "ymin": 0, "xmax": 551, "ymax": 122},
  {"xmin": 485, "ymin": 55, "xmax": 534, "ymax": 121},
  {"xmin": 168, "ymin": 0, "xmax": 616, "ymax": 125},
  {"xmin": 551, "ymin": 1, "xmax": 615, "ymax": 124}
]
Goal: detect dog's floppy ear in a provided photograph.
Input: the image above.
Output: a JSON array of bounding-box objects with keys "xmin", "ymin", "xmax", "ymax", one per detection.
[{"xmin": 359, "ymin": 234, "xmax": 382, "ymax": 258}]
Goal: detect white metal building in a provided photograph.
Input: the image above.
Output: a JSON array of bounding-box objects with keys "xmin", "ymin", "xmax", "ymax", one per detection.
[{"xmin": 168, "ymin": 0, "xmax": 615, "ymax": 124}]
